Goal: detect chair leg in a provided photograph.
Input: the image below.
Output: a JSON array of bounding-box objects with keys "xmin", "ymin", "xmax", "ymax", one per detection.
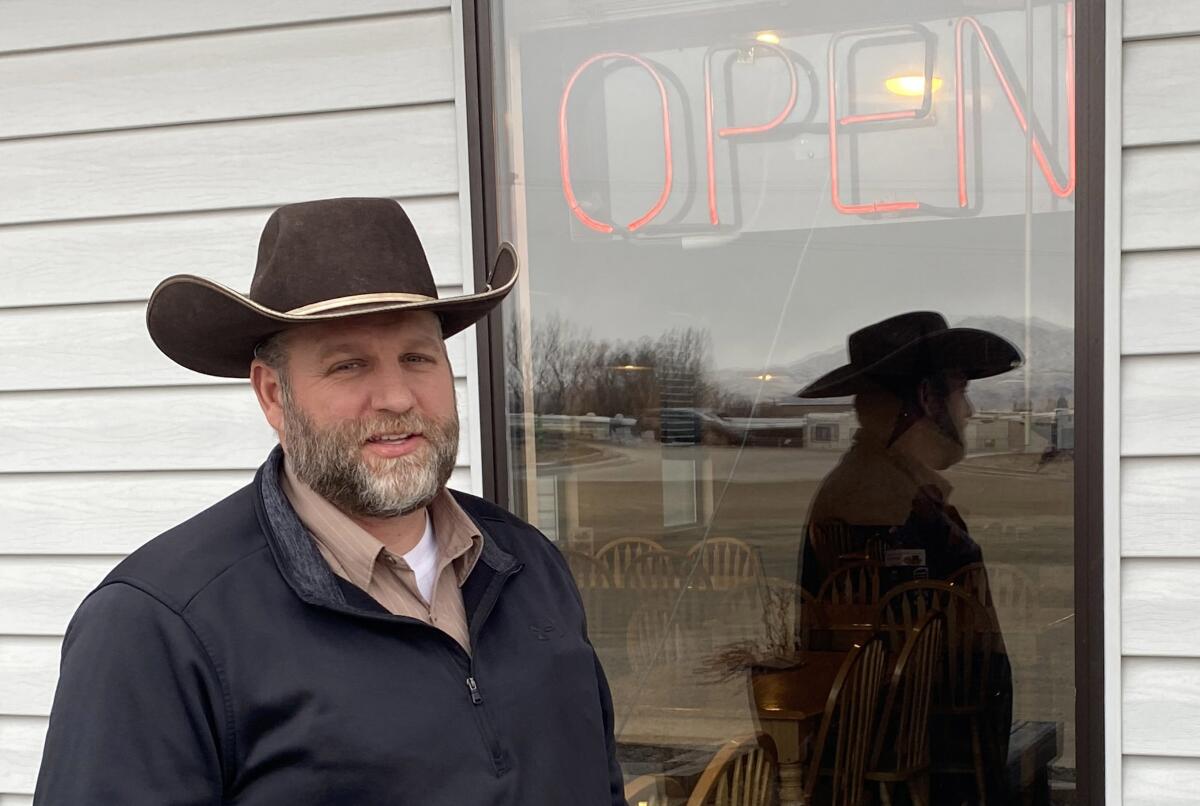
[
  {"xmin": 970, "ymin": 716, "xmax": 987, "ymax": 806},
  {"xmin": 908, "ymin": 774, "xmax": 930, "ymax": 806},
  {"xmin": 878, "ymin": 781, "xmax": 894, "ymax": 806}
]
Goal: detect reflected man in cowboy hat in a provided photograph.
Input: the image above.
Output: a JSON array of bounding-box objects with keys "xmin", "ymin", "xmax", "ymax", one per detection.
[
  {"xmin": 796, "ymin": 311, "xmax": 1019, "ymax": 805},
  {"xmin": 34, "ymin": 199, "xmax": 626, "ymax": 806}
]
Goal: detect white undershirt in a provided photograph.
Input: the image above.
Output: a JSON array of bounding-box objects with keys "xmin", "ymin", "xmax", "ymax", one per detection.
[{"xmin": 402, "ymin": 513, "xmax": 439, "ymax": 605}]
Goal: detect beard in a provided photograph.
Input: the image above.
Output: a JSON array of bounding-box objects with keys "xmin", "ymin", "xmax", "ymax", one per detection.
[{"xmin": 282, "ymin": 393, "xmax": 459, "ymax": 519}]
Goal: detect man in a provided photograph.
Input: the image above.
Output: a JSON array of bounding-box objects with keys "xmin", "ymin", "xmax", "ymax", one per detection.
[
  {"xmin": 33, "ymin": 198, "xmax": 626, "ymax": 805},
  {"xmin": 795, "ymin": 311, "xmax": 1020, "ymax": 804}
]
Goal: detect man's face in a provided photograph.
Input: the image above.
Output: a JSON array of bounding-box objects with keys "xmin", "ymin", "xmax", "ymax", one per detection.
[
  {"xmin": 250, "ymin": 310, "xmax": 459, "ymax": 519},
  {"xmin": 921, "ymin": 371, "xmax": 973, "ymax": 469}
]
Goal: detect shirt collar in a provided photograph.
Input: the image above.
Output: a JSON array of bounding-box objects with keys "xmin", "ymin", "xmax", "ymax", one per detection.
[{"xmin": 280, "ymin": 454, "xmax": 484, "ymax": 590}]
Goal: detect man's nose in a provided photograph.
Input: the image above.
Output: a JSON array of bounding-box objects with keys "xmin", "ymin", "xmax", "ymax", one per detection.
[{"xmin": 367, "ymin": 365, "xmax": 417, "ymax": 414}]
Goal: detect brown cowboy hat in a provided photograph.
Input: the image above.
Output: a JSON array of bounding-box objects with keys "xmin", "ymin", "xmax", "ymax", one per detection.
[
  {"xmin": 147, "ymin": 197, "xmax": 518, "ymax": 378},
  {"xmin": 797, "ymin": 311, "xmax": 1022, "ymax": 399}
]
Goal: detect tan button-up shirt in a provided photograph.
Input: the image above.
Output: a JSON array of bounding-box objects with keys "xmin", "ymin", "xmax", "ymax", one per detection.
[{"xmin": 280, "ymin": 458, "xmax": 482, "ymax": 652}]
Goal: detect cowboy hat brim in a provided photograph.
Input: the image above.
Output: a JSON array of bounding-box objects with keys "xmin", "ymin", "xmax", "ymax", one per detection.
[
  {"xmin": 147, "ymin": 243, "xmax": 518, "ymax": 378},
  {"xmin": 796, "ymin": 327, "xmax": 1022, "ymax": 399}
]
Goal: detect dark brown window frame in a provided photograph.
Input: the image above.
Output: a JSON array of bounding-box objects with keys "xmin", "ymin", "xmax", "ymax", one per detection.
[{"xmin": 460, "ymin": 1, "xmax": 1107, "ymax": 801}]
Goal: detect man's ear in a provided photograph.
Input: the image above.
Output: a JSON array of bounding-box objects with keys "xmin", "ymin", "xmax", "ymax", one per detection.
[
  {"xmin": 249, "ymin": 360, "xmax": 287, "ymax": 439},
  {"xmin": 916, "ymin": 377, "xmax": 941, "ymax": 418}
]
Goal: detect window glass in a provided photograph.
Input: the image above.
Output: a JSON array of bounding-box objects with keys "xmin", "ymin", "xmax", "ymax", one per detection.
[{"xmin": 489, "ymin": 2, "xmax": 1077, "ymax": 802}]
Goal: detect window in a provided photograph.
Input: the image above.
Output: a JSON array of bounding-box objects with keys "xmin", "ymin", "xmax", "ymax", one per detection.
[{"xmin": 477, "ymin": 1, "xmax": 1087, "ymax": 802}]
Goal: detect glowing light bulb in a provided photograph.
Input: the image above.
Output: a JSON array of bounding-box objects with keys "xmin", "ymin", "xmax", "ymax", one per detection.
[
  {"xmin": 885, "ymin": 75, "xmax": 944, "ymax": 97},
  {"xmin": 755, "ymin": 31, "xmax": 781, "ymax": 45}
]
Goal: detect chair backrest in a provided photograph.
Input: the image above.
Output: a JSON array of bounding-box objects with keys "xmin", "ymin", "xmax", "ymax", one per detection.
[
  {"xmin": 626, "ymin": 601, "xmax": 687, "ymax": 674},
  {"xmin": 597, "ymin": 537, "xmax": 665, "ymax": 587},
  {"xmin": 949, "ymin": 561, "xmax": 1036, "ymax": 627},
  {"xmin": 626, "ymin": 774, "xmax": 686, "ymax": 806},
  {"xmin": 804, "ymin": 638, "xmax": 888, "ymax": 806},
  {"xmin": 807, "ymin": 522, "xmax": 866, "ymax": 579},
  {"xmin": 869, "ymin": 611, "xmax": 946, "ymax": 776},
  {"xmin": 687, "ymin": 537, "xmax": 763, "ymax": 591},
  {"xmin": 628, "ymin": 550, "xmax": 713, "ymax": 591},
  {"xmin": 816, "ymin": 560, "xmax": 881, "ymax": 606},
  {"xmin": 562, "ymin": 549, "xmax": 613, "ymax": 590},
  {"xmin": 686, "ymin": 733, "xmax": 779, "ymax": 806},
  {"xmin": 874, "ymin": 581, "xmax": 999, "ymax": 712}
]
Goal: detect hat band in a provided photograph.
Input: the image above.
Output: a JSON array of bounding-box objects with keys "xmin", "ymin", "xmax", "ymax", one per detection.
[{"xmin": 286, "ymin": 292, "xmax": 436, "ymax": 316}]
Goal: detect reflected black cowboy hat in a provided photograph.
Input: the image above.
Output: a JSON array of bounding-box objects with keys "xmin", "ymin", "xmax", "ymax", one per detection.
[
  {"xmin": 147, "ymin": 197, "xmax": 518, "ymax": 378},
  {"xmin": 796, "ymin": 311, "xmax": 1022, "ymax": 399}
]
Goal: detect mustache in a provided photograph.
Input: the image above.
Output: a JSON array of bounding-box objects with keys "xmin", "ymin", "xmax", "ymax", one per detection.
[{"xmin": 327, "ymin": 413, "xmax": 450, "ymax": 442}]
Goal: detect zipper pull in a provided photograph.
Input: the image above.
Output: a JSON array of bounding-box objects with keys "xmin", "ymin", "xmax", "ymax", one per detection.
[{"xmin": 466, "ymin": 676, "xmax": 483, "ymax": 705}]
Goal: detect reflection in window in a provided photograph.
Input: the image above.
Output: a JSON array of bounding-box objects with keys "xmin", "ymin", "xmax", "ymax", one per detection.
[{"xmin": 490, "ymin": 1, "xmax": 1077, "ymax": 803}]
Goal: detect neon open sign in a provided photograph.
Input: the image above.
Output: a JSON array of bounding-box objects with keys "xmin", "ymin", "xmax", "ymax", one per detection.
[{"xmin": 558, "ymin": 2, "xmax": 1075, "ymax": 234}]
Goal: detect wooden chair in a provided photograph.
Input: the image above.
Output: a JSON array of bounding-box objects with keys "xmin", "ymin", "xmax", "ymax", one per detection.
[
  {"xmin": 948, "ymin": 562, "xmax": 1036, "ymax": 625},
  {"xmin": 628, "ymin": 550, "xmax": 714, "ymax": 591},
  {"xmin": 866, "ymin": 611, "xmax": 946, "ymax": 806},
  {"xmin": 597, "ymin": 537, "xmax": 665, "ymax": 588},
  {"xmin": 804, "ymin": 637, "xmax": 888, "ymax": 806},
  {"xmin": 562, "ymin": 549, "xmax": 613, "ymax": 589},
  {"xmin": 816, "ymin": 561, "xmax": 881, "ymax": 606},
  {"xmin": 686, "ymin": 733, "xmax": 779, "ymax": 806},
  {"xmin": 807, "ymin": 522, "xmax": 866, "ymax": 578},
  {"xmin": 874, "ymin": 581, "xmax": 1001, "ymax": 805},
  {"xmin": 626, "ymin": 774, "xmax": 686, "ymax": 806},
  {"xmin": 626, "ymin": 600, "xmax": 688, "ymax": 675},
  {"xmin": 687, "ymin": 537, "xmax": 764, "ymax": 591}
]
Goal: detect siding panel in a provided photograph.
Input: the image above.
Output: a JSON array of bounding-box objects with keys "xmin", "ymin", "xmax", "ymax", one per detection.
[
  {"xmin": 1123, "ymin": 656, "xmax": 1200, "ymax": 755},
  {"xmin": 0, "ymin": 558, "xmax": 119, "ymax": 636},
  {"xmin": 1122, "ymin": 354, "xmax": 1200, "ymax": 455},
  {"xmin": 1122, "ymin": 250, "xmax": 1200, "ymax": 355},
  {"xmin": 0, "ymin": 1, "xmax": 446, "ymax": 53},
  {"xmin": 0, "ymin": 302, "xmax": 469, "ymax": 391},
  {"xmin": 0, "ymin": 197, "xmax": 463, "ymax": 308},
  {"xmin": 1125, "ymin": 1, "xmax": 1200, "ymax": 40},
  {"xmin": 0, "ymin": 638, "xmax": 60, "ymax": 717},
  {"xmin": 0, "ymin": 718, "xmax": 45, "ymax": 796},
  {"xmin": 1123, "ymin": 457, "xmax": 1200, "ymax": 556},
  {"xmin": 0, "ymin": 14, "xmax": 454, "ymax": 139},
  {"xmin": 0, "ymin": 471, "xmax": 254, "ymax": 555},
  {"xmin": 0, "ymin": 383, "xmax": 470, "ymax": 473},
  {"xmin": 1123, "ymin": 37, "xmax": 1200, "ymax": 146},
  {"xmin": 1123, "ymin": 144, "xmax": 1200, "ymax": 251},
  {"xmin": 0, "ymin": 105, "xmax": 458, "ymax": 226},
  {"xmin": 1124, "ymin": 756, "xmax": 1200, "ymax": 806},
  {"xmin": 0, "ymin": 467, "xmax": 471, "ymax": 556},
  {"xmin": 1122, "ymin": 558, "xmax": 1200, "ymax": 656}
]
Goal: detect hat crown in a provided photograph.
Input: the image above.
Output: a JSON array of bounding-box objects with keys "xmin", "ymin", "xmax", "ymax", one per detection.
[
  {"xmin": 847, "ymin": 311, "xmax": 949, "ymax": 368},
  {"xmin": 248, "ymin": 198, "xmax": 438, "ymax": 312}
]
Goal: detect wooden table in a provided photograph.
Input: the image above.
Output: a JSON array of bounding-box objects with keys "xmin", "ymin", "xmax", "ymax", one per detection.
[{"xmin": 751, "ymin": 651, "xmax": 849, "ymax": 806}]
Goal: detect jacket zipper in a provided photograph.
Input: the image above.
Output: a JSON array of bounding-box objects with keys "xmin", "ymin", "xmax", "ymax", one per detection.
[{"xmin": 322, "ymin": 560, "xmax": 523, "ymax": 777}]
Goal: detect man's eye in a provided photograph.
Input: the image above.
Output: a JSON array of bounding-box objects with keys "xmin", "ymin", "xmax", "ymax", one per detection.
[
  {"xmin": 331, "ymin": 361, "xmax": 363, "ymax": 373},
  {"xmin": 404, "ymin": 354, "xmax": 433, "ymax": 364}
]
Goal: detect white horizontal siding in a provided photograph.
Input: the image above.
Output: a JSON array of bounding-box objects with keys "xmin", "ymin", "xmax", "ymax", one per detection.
[
  {"xmin": 0, "ymin": 13, "xmax": 454, "ymax": 140},
  {"xmin": 1122, "ymin": 355, "xmax": 1200, "ymax": 455},
  {"xmin": 0, "ymin": 1, "xmax": 447, "ymax": 52},
  {"xmin": 1123, "ymin": 657, "xmax": 1200, "ymax": 756},
  {"xmin": 0, "ymin": 105, "xmax": 458, "ymax": 226},
  {"xmin": 1118, "ymin": 0, "xmax": 1200, "ymax": 798},
  {"xmin": 0, "ymin": 719, "xmax": 44, "ymax": 798},
  {"xmin": 0, "ymin": 197, "xmax": 463, "ymax": 308},
  {"xmin": 1122, "ymin": 560, "xmax": 1200, "ymax": 657},
  {"xmin": 0, "ymin": 5, "xmax": 479, "ymax": 796},
  {"xmin": 1122, "ymin": 37, "xmax": 1200, "ymax": 146},
  {"xmin": 1123, "ymin": 756, "xmax": 1200, "ymax": 805},
  {"xmin": 1122, "ymin": 457, "xmax": 1200, "ymax": 556},
  {"xmin": 1121, "ymin": 250, "xmax": 1200, "ymax": 355},
  {"xmin": 0, "ymin": 301, "xmax": 469, "ymax": 391},
  {"xmin": 1122, "ymin": 144, "xmax": 1200, "ymax": 252},
  {"xmin": 0, "ymin": 382, "xmax": 470, "ymax": 473},
  {"xmin": 1124, "ymin": 0, "xmax": 1200, "ymax": 40}
]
